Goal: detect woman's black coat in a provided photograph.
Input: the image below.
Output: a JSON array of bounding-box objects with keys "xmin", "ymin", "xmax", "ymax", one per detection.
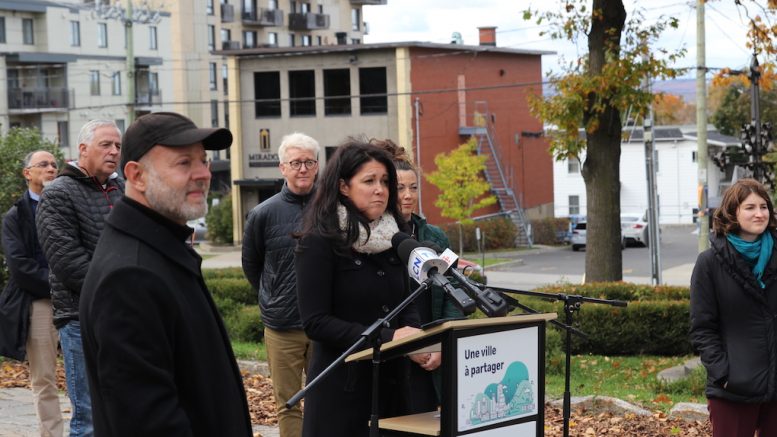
[
  {"xmin": 295, "ymin": 232, "xmax": 420, "ymax": 437},
  {"xmin": 690, "ymin": 231, "xmax": 777, "ymax": 403}
]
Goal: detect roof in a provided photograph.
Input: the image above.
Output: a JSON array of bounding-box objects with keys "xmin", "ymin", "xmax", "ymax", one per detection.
[{"xmin": 217, "ymin": 41, "xmax": 554, "ymax": 59}]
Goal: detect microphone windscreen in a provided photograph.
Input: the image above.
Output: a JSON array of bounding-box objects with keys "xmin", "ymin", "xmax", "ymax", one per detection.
[
  {"xmin": 396, "ymin": 238, "xmax": 422, "ymax": 264},
  {"xmin": 420, "ymin": 241, "xmax": 443, "ymax": 254},
  {"xmin": 391, "ymin": 232, "xmax": 413, "ymax": 251}
]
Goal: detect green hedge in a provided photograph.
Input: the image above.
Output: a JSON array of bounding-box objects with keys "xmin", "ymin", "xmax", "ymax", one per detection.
[
  {"xmin": 511, "ymin": 282, "xmax": 692, "ymax": 356},
  {"xmin": 439, "ymin": 217, "xmax": 517, "ymax": 252},
  {"xmin": 206, "ymin": 270, "xmax": 263, "ymax": 342},
  {"xmin": 206, "ymin": 277, "xmax": 256, "ymax": 306}
]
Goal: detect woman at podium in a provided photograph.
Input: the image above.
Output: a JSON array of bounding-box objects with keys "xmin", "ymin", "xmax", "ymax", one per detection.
[
  {"xmin": 295, "ymin": 140, "xmax": 425, "ymax": 437},
  {"xmin": 375, "ymin": 138, "xmax": 464, "ymax": 412}
]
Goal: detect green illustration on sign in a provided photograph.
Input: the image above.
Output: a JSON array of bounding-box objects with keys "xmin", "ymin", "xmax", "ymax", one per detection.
[{"xmin": 467, "ymin": 361, "xmax": 535, "ymax": 425}]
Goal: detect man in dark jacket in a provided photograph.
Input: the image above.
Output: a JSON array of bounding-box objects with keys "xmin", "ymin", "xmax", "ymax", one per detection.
[
  {"xmin": 80, "ymin": 112, "xmax": 252, "ymax": 436},
  {"xmin": 0, "ymin": 150, "xmax": 62, "ymax": 436},
  {"xmin": 242, "ymin": 132, "xmax": 319, "ymax": 437},
  {"xmin": 36, "ymin": 119, "xmax": 124, "ymax": 437}
]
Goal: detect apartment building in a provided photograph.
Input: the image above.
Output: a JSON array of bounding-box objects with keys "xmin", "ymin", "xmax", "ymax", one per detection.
[
  {"xmin": 0, "ymin": 0, "xmax": 171, "ymax": 160},
  {"xmin": 162, "ymin": 0, "xmax": 384, "ymax": 190},
  {"xmin": 223, "ymin": 28, "xmax": 554, "ymax": 243}
]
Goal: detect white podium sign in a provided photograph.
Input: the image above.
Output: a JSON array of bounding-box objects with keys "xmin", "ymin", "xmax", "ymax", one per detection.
[{"xmin": 456, "ymin": 326, "xmax": 540, "ymax": 433}]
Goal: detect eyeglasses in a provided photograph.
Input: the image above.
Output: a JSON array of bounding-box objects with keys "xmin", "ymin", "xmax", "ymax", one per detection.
[
  {"xmin": 285, "ymin": 160, "xmax": 318, "ymax": 170},
  {"xmin": 27, "ymin": 161, "xmax": 58, "ymax": 170}
]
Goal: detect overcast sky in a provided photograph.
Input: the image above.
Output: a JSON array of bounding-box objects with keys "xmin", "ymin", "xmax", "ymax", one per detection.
[{"xmin": 363, "ymin": 0, "xmax": 763, "ymax": 79}]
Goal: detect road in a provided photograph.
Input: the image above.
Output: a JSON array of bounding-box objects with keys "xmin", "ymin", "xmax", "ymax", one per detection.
[{"xmin": 482, "ymin": 225, "xmax": 701, "ymax": 290}]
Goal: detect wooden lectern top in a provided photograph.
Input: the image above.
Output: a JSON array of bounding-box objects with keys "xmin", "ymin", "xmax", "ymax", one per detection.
[{"xmin": 346, "ymin": 313, "xmax": 556, "ymax": 362}]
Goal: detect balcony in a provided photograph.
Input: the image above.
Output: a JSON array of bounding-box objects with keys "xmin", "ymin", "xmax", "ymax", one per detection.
[
  {"xmin": 135, "ymin": 89, "xmax": 161, "ymax": 107},
  {"xmin": 349, "ymin": 0, "xmax": 387, "ymax": 4},
  {"xmin": 222, "ymin": 40, "xmax": 241, "ymax": 50},
  {"xmin": 242, "ymin": 8, "xmax": 283, "ymax": 26},
  {"xmin": 288, "ymin": 12, "xmax": 330, "ymax": 31},
  {"xmin": 8, "ymin": 87, "xmax": 71, "ymax": 111},
  {"xmin": 221, "ymin": 3, "xmax": 235, "ymax": 22}
]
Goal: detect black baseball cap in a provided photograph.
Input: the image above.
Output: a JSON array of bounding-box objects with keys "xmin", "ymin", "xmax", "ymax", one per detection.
[{"xmin": 121, "ymin": 112, "xmax": 233, "ymax": 169}]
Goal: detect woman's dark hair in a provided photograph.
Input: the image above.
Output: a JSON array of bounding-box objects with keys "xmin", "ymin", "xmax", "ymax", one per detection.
[
  {"xmin": 370, "ymin": 138, "xmax": 418, "ymax": 175},
  {"xmin": 298, "ymin": 138, "xmax": 408, "ymax": 256},
  {"xmin": 713, "ymin": 178, "xmax": 777, "ymax": 236}
]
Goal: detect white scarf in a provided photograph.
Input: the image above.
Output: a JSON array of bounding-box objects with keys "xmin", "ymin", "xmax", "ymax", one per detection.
[{"xmin": 337, "ymin": 203, "xmax": 399, "ymax": 254}]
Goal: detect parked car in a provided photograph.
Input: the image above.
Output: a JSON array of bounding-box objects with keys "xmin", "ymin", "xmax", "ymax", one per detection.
[
  {"xmin": 570, "ymin": 221, "xmax": 625, "ymax": 251},
  {"xmin": 187, "ymin": 217, "xmax": 207, "ymax": 244},
  {"xmin": 621, "ymin": 213, "xmax": 649, "ymax": 247}
]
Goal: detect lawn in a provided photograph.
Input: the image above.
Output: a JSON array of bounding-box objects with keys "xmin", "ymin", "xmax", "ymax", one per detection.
[{"xmin": 545, "ymin": 354, "xmax": 706, "ymax": 413}]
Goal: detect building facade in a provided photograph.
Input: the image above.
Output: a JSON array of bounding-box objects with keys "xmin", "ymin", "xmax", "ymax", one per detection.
[
  {"xmin": 553, "ymin": 126, "xmax": 738, "ymax": 224},
  {"xmin": 0, "ymin": 0, "xmax": 171, "ymax": 160},
  {"xmin": 225, "ymin": 35, "xmax": 554, "ymax": 243}
]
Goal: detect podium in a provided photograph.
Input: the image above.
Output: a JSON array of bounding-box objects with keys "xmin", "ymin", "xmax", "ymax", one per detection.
[{"xmin": 347, "ymin": 313, "xmax": 556, "ymax": 437}]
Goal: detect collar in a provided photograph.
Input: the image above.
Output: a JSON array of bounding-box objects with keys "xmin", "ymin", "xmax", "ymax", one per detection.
[
  {"xmin": 281, "ymin": 182, "xmax": 315, "ymax": 204},
  {"xmin": 122, "ymin": 197, "xmax": 195, "ymax": 243},
  {"xmin": 28, "ymin": 189, "xmax": 41, "ymax": 202}
]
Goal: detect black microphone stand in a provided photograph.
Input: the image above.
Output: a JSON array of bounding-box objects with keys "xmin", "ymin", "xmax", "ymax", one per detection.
[
  {"xmin": 461, "ymin": 277, "xmax": 627, "ymax": 437},
  {"xmin": 286, "ymin": 278, "xmax": 433, "ymax": 437}
]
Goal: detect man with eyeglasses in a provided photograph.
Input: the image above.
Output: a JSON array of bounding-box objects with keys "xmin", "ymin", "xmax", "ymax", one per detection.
[
  {"xmin": 1, "ymin": 150, "xmax": 63, "ymax": 436},
  {"xmin": 36, "ymin": 119, "xmax": 125, "ymax": 437},
  {"xmin": 242, "ymin": 132, "xmax": 320, "ymax": 437}
]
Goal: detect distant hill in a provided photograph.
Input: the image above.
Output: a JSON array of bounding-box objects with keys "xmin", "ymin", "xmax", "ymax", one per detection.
[{"xmin": 543, "ymin": 77, "xmax": 699, "ymax": 102}]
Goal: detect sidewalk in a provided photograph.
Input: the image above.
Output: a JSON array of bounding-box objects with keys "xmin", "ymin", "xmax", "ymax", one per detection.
[{"xmin": 0, "ymin": 386, "xmax": 279, "ymax": 437}]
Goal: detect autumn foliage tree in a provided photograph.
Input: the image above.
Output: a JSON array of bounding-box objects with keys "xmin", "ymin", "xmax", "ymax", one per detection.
[
  {"xmin": 653, "ymin": 93, "xmax": 695, "ymax": 125},
  {"xmin": 523, "ymin": 1, "xmax": 685, "ymax": 282},
  {"xmin": 426, "ymin": 138, "xmax": 496, "ymax": 254}
]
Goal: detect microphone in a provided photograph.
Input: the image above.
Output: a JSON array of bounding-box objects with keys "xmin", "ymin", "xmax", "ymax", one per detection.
[{"xmin": 391, "ymin": 233, "xmax": 476, "ymax": 315}]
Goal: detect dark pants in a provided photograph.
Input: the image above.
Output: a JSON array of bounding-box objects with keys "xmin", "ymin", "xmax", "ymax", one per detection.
[{"xmin": 708, "ymin": 397, "xmax": 777, "ymax": 437}]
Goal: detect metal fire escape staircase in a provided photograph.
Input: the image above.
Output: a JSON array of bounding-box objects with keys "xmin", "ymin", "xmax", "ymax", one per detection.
[{"xmin": 459, "ymin": 106, "xmax": 533, "ymax": 247}]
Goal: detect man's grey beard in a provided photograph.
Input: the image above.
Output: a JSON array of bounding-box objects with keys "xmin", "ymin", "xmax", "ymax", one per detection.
[{"xmin": 144, "ymin": 166, "xmax": 209, "ymax": 223}]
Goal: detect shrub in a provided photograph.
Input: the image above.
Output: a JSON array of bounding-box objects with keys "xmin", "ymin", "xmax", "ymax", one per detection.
[
  {"xmin": 203, "ymin": 267, "xmax": 245, "ymax": 280},
  {"xmin": 206, "ymin": 277, "xmax": 256, "ymax": 306},
  {"xmin": 225, "ymin": 306, "xmax": 264, "ymax": 343},
  {"xmin": 545, "ymin": 326, "xmax": 564, "ymax": 375},
  {"xmin": 439, "ymin": 217, "xmax": 517, "ymax": 252},
  {"xmin": 206, "ymin": 194, "xmax": 233, "ymax": 244},
  {"xmin": 531, "ymin": 217, "xmax": 570, "ymax": 245}
]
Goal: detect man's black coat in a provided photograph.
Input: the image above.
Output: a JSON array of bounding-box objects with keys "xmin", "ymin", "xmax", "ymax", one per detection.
[{"xmin": 80, "ymin": 198, "xmax": 252, "ymax": 436}]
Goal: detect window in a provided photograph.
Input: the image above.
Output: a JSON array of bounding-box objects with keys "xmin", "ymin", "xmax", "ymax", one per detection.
[
  {"xmin": 224, "ymin": 101, "xmax": 230, "ymax": 130},
  {"xmin": 351, "ymin": 8, "xmax": 360, "ymax": 31},
  {"xmin": 207, "ymin": 25, "xmax": 215, "ymax": 51},
  {"xmin": 206, "ymin": 0, "xmax": 214, "ymax": 15},
  {"xmin": 149, "ymin": 26, "xmax": 158, "ymax": 50},
  {"xmin": 317, "ymin": 35, "xmax": 322, "ymax": 45},
  {"xmin": 97, "ymin": 23, "xmax": 108, "ymax": 48},
  {"xmin": 254, "ymin": 71, "xmax": 280, "ymax": 117},
  {"xmin": 112, "ymin": 71, "xmax": 121, "ymax": 95},
  {"xmin": 22, "ymin": 18, "xmax": 34, "ymax": 45},
  {"xmin": 0, "ymin": 17, "xmax": 6, "ymax": 44},
  {"xmin": 567, "ymin": 158, "xmax": 579, "ymax": 174},
  {"xmin": 70, "ymin": 21, "xmax": 80, "ymax": 46},
  {"xmin": 222, "ymin": 64, "xmax": 228, "ymax": 95},
  {"xmin": 221, "ymin": 28, "xmax": 231, "ymax": 43},
  {"xmin": 243, "ymin": 0, "xmax": 255, "ymax": 14},
  {"xmin": 268, "ymin": 32, "xmax": 278, "ymax": 46},
  {"xmin": 289, "ymin": 70, "xmax": 315, "ymax": 116},
  {"xmin": 115, "ymin": 119, "xmax": 125, "ymax": 134},
  {"xmin": 324, "ymin": 69, "xmax": 350, "ymax": 116},
  {"xmin": 318, "ymin": 4, "xmax": 323, "ymax": 13},
  {"xmin": 301, "ymin": 35, "xmax": 311, "ymax": 46},
  {"xmin": 209, "ymin": 63, "xmax": 217, "ymax": 90},
  {"xmin": 569, "ymin": 195, "xmax": 580, "ymax": 215},
  {"xmin": 290, "ymin": 1, "xmax": 297, "ymax": 13},
  {"xmin": 243, "ymin": 31, "xmax": 256, "ymax": 48},
  {"xmin": 268, "ymin": 0, "xmax": 277, "ymax": 9},
  {"xmin": 149, "ymin": 72, "xmax": 159, "ymax": 95},
  {"xmin": 301, "ymin": 2, "xmax": 310, "ymax": 13},
  {"xmin": 90, "ymin": 70, "xmax": 101, "ymax": 95},
  {"xmin": 359, "ymin": 67, "xmax": 387, "ymax": 114},
  {"xmin": 211, "ymin": 100, "xmax": 219, "ymax": 127},
  {"xmin": 351, "ymin": 38, "xmax": 361, "ymax": 44},
  {"xmin": 57, "ymin": 121, "xmax": 69, "ymax": 149},
  {"xmin": 289, "ymin": 33, "xmax": 295, "ymax": 47}
]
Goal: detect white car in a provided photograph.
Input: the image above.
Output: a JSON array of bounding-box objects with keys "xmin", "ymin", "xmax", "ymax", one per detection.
[
  {"xmin": 187, "ymin": 217, "xmax": 208, "ymax": 244},
  {"xmin": 621, "ymin": 213, "xmax": 649, "ymax": 247},
  {"xmin": 571, "ymin": 221, "xmax": 625, "ymax": 252}
]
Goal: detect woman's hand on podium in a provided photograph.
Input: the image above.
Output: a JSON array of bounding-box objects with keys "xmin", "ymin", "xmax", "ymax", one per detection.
[
  {"xmin": 392, "ymin": 326, "xmax": 421, "ymax": 341},
  {"xmin": 419, "ymin": 352, "xmax": 441, "ymax": 371}
]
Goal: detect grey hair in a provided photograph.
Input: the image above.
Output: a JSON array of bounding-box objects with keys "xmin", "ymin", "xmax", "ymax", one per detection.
[
  {"xmin": 77, "ymin": 119, "xmax": 120, "ymax": 146},
  {"xmin": 22, "ymin": 150, "xmax": 52, "ymax": 168},
  {"xmin": 278, "ymin": 132, "xmax": 320, "ymax": 163}
]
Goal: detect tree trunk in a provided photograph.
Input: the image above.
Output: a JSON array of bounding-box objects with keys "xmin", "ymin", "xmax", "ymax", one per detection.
[{"xmin": 581, "ymin": 0, "xmax": 626, "ymax": 282}]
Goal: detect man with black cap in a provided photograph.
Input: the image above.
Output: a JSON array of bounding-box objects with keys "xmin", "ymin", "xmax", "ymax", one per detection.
[{"xmin": 79, "ymin": 112, "xmax": 252, "ymax": 436}]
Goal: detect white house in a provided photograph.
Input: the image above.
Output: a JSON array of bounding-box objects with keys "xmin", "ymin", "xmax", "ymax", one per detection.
[{"xmin": 553, "ymin": 126, "xmax": 739, "ymax": 224}]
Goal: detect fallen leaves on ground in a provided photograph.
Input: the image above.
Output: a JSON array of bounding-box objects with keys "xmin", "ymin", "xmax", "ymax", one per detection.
[{"xmin": 1, "ymin": 360, "xmax": 712, "ymax": 435}]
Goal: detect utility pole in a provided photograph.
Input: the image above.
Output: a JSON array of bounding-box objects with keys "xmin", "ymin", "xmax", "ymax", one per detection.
[
  {"xmin": 696, "ymin": 0, "xmax": 709, "ymax": 253},
  {"xmin": 643, "ymin": 63, "xmax": 662, "ymax": 285},
  {"xmin": 93, "ymin": 0, "xmax": 161, "ymax": 124}
]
